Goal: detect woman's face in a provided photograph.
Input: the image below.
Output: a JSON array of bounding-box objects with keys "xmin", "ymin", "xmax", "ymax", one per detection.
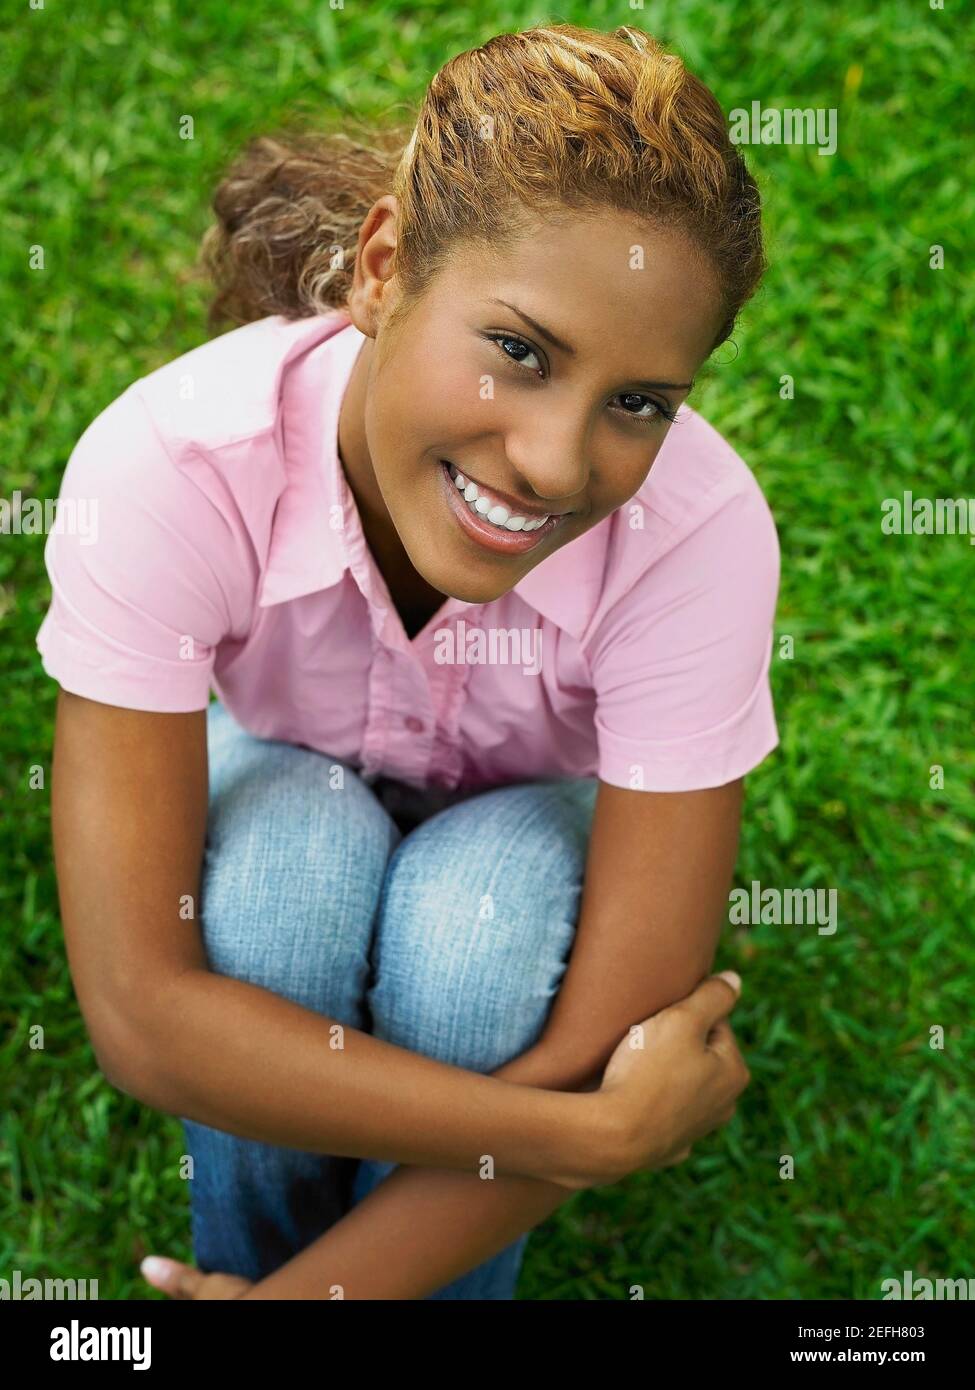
[{"xmin": 340, "ymin": 199, "xmax": 725, "ymax": 605}]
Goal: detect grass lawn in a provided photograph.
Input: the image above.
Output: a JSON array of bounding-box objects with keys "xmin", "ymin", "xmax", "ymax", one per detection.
[{"xmin": 1, "ymin": 0, "xmax": 972, "ymax": 1300}]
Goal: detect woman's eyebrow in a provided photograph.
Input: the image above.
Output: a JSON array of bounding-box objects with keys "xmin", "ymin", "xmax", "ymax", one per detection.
[{"xmin": 486, "ymin": 298, "xmax": 694, "ymax": 392}]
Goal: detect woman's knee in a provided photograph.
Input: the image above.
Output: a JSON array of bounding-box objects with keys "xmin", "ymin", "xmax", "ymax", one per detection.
[
  {"xmin": 198, "ymin": 704, "xmax": 401, "ymax": 1020},
  {"xmin": 366, "ymin": 778, "xmax": 598, "ymax": 1071}
]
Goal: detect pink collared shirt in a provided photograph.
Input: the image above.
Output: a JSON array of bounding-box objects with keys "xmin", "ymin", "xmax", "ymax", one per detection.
[{"xmin": 35, "ymin": 309, "xmax": 780, "ymax": 793}]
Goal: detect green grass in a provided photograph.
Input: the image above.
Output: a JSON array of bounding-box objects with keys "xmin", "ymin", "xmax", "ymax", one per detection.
[{"xmin": 2, "ymin": 0, "xmax": 972, "ymax": 1300}]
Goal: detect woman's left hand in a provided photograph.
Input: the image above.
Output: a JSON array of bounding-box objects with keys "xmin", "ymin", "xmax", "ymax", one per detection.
[{"xmin": 140, "ymin": 1255, "xmax": 253, "ymax": 1300}]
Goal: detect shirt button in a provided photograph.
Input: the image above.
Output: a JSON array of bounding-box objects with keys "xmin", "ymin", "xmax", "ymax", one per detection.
[{"xmin": 404, "ymin": 715, "xmax": 425, "ymax": 734}]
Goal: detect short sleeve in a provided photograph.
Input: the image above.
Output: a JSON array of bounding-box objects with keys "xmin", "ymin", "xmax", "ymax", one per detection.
[
  {"xmin": 35, "ymin": 384, "xmax": 243, "ymax": 712},
  {"xmin": 589, "ymin": 478, "xmax": 780, "ymax": 792}
]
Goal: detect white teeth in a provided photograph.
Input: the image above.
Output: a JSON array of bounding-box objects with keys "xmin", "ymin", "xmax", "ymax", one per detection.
[{"xmin": 445, "ymin": 462, "xmax": 549, "ymax": 533}]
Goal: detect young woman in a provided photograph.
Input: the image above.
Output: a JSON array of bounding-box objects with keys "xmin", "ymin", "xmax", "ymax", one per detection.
[{"xmin": 38, "ymin": 23, "xmax": 776, "ymax": 1300}]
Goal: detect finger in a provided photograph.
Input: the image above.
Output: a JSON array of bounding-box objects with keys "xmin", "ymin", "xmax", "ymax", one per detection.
[
  {"xmin": 707, "ymin": 1022, "xmax": 751, "ymax": 1095},
  {"xmin": 706, "ymin": 1018, "xmax": 737, "ymax": 1057},
  {"xmin": 685, "ymin": 1101, "xmax": 738, "ymax": 1146},
  {"xmin": 661, "ymin": 1146, "xmax": 693, "ymax": 1168},
  {"xmin": 140, "ymin": 1256, "xmax": 205, "ymax": 1300},
  {"xmin": 680, "ymin": 971, "xmax": 741, "ymax": 1036}
]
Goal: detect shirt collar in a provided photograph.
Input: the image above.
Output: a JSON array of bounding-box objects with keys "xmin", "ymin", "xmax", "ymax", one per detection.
[{"xmin": 256, "ymin": 313, "xmax": 360, "ymax": 608}]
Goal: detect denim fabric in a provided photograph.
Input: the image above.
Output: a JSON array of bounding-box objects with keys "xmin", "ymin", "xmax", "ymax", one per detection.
[{"xmin": 181, "ymin": 700, "xmax": 598, "ymax": 1299}]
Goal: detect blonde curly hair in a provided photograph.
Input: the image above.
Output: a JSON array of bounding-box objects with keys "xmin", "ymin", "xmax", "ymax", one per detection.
[{"xmin": 198, "ymin": 22, "xmax": 766, "ymax": 355}]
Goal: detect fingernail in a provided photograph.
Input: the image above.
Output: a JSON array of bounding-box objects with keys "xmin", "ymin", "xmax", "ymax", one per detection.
[
  {"xmin": 141, "ymin": 1256, "xmax": 169, "ymax": 1283},
  {"xmin": 717, "ymin": 970, "xmax": 741, "ymax": 992}
]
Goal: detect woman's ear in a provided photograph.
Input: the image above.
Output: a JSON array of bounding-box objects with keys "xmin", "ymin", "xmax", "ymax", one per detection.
[{"xmin": 346, "ymin": 195, "xmax": 400, "ymax": 339}]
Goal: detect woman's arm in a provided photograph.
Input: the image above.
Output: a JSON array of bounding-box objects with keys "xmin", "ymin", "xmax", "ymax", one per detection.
[
  {"xmin": 239, "ymin": 1042, "xmax": 594, "ymax": 1300},
  {"xmin": 240, "ymin": 779, "xmax": 746, "ymax": 1299},
  {"xmin": 51, "ymin": 690, "xmax": 627, "ymax": 1187}
]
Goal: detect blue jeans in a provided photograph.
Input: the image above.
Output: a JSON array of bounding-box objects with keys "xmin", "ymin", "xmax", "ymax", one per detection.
[{"xmin": 181, "ymin": 701, "xmax": 598, "ymax": 1299}]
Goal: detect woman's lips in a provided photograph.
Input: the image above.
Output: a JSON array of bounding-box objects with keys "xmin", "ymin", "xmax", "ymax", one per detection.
[{"xmin": 437, "ymin": 460, "xmax": 565, "ymax": 556}]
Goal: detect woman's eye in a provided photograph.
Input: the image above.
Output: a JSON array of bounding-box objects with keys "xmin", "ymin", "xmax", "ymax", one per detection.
[
  {"xmin": 614, "ymin": 393, "xmax": 664, "ymax": 423},
  {"xmin": 490, "ymin": 334, "xmax": 543, "ymax": 372}
]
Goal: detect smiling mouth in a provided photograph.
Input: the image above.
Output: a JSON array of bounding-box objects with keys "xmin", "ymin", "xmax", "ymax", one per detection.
[
  {"xmin": 438, "ymin": 460, "xmax": 567, "ymax": 555},
  {"xmin": 442, "ymin": 461, "xmax": 566, "ymax": 528}
]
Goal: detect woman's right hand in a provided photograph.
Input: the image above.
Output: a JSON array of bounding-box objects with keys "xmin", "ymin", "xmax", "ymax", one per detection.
[{"xmin": 553, "ymin": 971, "xmax": 750, "ymax": 1190}]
